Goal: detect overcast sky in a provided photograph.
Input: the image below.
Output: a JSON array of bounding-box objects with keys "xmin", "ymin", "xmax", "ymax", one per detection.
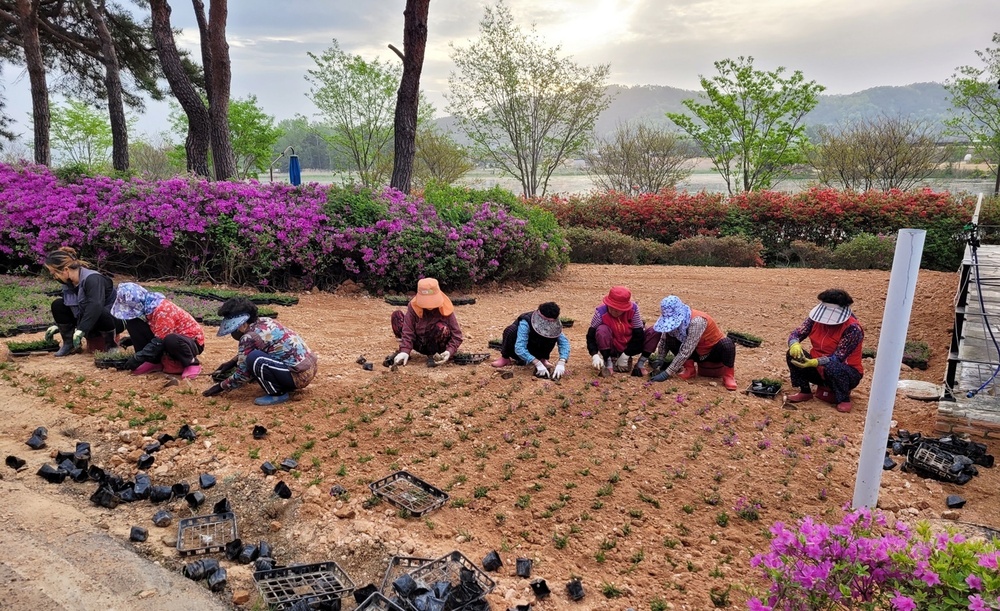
[{"xmin": 2, "ymin": 0, "xmax": 999, "ymax": 140}]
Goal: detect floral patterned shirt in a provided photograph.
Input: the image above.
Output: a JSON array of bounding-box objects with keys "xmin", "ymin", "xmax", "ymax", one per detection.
[
  {"xmin": 148, "ymin": 299, "xmax": 205, "ymax": 346},
  {"xmin": 221, "ymin": 318, "xmax": 317, "ymax": 390}
]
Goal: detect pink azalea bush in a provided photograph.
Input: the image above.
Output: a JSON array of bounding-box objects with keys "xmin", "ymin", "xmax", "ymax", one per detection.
[
  {"xmin": 749, "ymin": 507, "xmax": 1000, "ymax": 610},
  {"xmin": 0, "ymin": 163, "xmax": 567, "ymax": 291}
]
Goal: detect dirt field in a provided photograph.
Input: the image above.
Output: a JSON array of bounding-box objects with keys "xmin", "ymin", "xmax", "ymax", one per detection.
[{"xmin": 1, "ymin": 263, "xmax": 994, "ymax": 611}]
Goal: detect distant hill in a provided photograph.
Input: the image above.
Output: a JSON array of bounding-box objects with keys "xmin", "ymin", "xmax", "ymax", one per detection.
[{"xmin": 437, "ymin": 82, "xmax": 954, "ymax": 139}]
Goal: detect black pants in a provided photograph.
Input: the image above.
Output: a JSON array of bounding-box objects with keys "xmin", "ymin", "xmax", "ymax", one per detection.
[
  {"xmin": 660, "ymin": 335, "xmax": 736, "ymax": 368},
  {"xmin": 51, "ymin": 298, "xmax": 121, "ymax": 336},
  {"xmin": 125, "ymin": 318, "xmax": 203, "ymax": 367}
]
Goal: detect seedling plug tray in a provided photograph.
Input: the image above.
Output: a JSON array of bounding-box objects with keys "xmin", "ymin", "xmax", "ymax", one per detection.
[
  {"xmin": 254, "ymin": 560, "xmax": 355, "ymax": 610},
  {"xmin": 379, "ymin": 556, "xmax": 434, "ymax": 595},
  {"xmin": 176, "ymin": 511, "xmax": 238, "ymax": 556},
  {"xmin": 369, "ymin": 471, "xmax": 448, "ymax": 517},
  {"xmin": 406, "ymin": 551, "xmax": 496, "ymax": 604},
  {"xmin": 355, "ymin": 592, "xmax": 408, "ymax": 611}
]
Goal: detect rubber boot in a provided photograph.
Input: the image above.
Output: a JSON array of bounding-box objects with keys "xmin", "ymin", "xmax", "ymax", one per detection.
[
  {"xmin": 678, "ymin": 359, "xmax": 697, "ymax": 380},
  {"xmin": 631, "ymin": 355, "xmax": 649, "ymax": 377},
  {"xmin": 54, "ymin": 324, "xmax": 79, "ymax": 357},
  {"xmin": 722, "ymin": 366, "xmax": 737, "ymax": 391}
]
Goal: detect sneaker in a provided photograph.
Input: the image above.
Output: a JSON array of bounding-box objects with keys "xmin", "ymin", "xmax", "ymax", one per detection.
[
  {"xmin": 132, "ymin": 362, "xmax": 163, "ymax": 376},
  {"xmin": 491, "ymin": 357, "xmax": 512, "ymax": 368},
  {"xmin": 836, "ymin": 401, "xmax": 852, "ymax": 413},
  {"xmin": 254, "ymin": 393, "xmax": 290, "ymax": 406},
  {"xmin": 787, "ymin": 392, "xmax": 813, "ymax": 403},
  {"xmin": 181, "ymin": 365, "xmax": 202, "ymax": 380}
]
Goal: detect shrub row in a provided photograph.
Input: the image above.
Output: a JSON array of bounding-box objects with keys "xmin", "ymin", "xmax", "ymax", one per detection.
[
  {"xmin": 533, "ymin": 188, "xmax": 986, "ymax": 271},
  {"xmin": 0, "ymin": 164, "xmax": 568, "ymax": 292}
]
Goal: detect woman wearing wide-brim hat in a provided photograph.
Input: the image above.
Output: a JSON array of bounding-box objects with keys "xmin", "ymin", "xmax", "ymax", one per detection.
[
  {"xmin": 111, "ymin": 283, "xmax": 205, "ymax": 378},
  {"xmin": 649, "ymin": 295, "xmax": 738, "ymax": 390},
  {"xmin": 786, "ymin": 289, "xmax": 865, "ymax": 413},
  {"xmin": 586, "ymin": 285, "xmax": 660, "ymax": 377},
  {"xmin": 492, "ymin": 301, "xmax": 570, "ymax": 379},
  {"xmin": 390, "ymin": 278, "xmax": 464, "ymax": 367}
]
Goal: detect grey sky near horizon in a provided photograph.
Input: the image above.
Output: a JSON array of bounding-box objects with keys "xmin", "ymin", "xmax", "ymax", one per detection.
[{"xmin": 1, "ymin": 0, "xmax": 999, "ymax": 142}]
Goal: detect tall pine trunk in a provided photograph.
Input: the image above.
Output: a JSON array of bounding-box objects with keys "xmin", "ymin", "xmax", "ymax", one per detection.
[
  {"xmin": 14, "ymin": 0, "xmax": 49, "ymax": 166},
  {"xmin": 199, "ymin": 0, "xmax": 236, "ymax": 181},
  {"xmin": 390, "ymin": 0, "xmax": 430, "ymax": 194},
  {"xmin": 84, "ymin": 0, "xmax": 128, "ymax": 172}
]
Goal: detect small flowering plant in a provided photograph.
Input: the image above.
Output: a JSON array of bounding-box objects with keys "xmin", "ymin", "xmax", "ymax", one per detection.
[{"xmin": 748, "ymin": 507, "xmax": 1000, "ymax": 610}]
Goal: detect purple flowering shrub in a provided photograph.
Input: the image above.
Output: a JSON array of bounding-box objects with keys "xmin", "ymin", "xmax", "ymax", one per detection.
[
  {"xmin": 749, "ymin": 507, "xmax": 1000, "ymax": 610},
  {"xmin": 0, "ymin": 164, "xmax": 564, "ymax": 291}
]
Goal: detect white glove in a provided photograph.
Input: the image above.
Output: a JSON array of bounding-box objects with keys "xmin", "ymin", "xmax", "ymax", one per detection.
[
  {"xmin": 393, "ymin": 352, "xmax": 409, "ymax": 366},
  {"xmin": 533, "ymin": 360, "xmax": 550, "ymax": 378},
  {"xmin": 72, "ymin": 329, "xmax": 85, "ymax": 347},
  {"xmin": 591, "ymin": 354, "xmax": 603, "ymax": 370},
  {"xmin": 615, "ymin": 353, "xmax": 630, "ymax": 371},
  {"xmin": 552, "ymin": 359, "xmax": 566, "ymax": 380},
  {"xmin": 433, "ymin": 350, "xmax": 451, "ymax": 364},
  {"xmin": 45, "ymin": 325, "xmax": 59, "ymax": 342}
]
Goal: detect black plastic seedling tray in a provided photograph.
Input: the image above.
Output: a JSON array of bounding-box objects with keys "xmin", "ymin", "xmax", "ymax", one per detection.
[
  {"xmin": 369, "ymin": 471, "xmax": 448, "ymax": 517},
  {"xmin": 254, "ymin": 561, "xmax": 355, "ymax": 610},
  {"xmin": 452, "ymin": 352, "xmax": 491, "ymax": 365},
  {"xmin": 747, "ymin": 380, "xmax": 782, "ymax": 399},
  {"xmin": 406, "ymin": 551, "xmax": 496, "ymax": 603},
  {"xmin": 379, "ymin": 556, "xmax": 435, "ymax": 595},
  {"xmin": 176, "ymin": 512, "xmax": 238, "ymax": 556},
  {"xmin": 727, "ymin": 331, "xmax": 762, "ymax": 348}
]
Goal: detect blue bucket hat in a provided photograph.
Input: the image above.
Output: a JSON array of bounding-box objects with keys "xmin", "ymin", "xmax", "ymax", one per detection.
[
  {"xmin": 653, "ymin": 296, "xmax": 691, "ymax": 334},
  {"xmin": 111, "ymin": 283, "xmax": 165, "ymax": 320},
  {"xmin": 217, "ymin": 314, "xmax": 250, "ymax": 337}
]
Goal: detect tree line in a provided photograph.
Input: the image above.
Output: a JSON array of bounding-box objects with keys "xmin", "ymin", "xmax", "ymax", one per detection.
[{"xmin": 1, "ymin": 2, "xmax": 999, "ymax": 196}]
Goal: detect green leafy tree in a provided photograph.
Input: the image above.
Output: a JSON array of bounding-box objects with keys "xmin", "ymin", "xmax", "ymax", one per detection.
[
  {"xmin": 306, "ymin": 40, "xmax": 400, "ymax": 188},
  {"xmin": 49, "ymin": 99, "xmax": 115, "ymax": 169},
  {"xmin": 447, "ymin": 1, "xmax": 611, "ymax": 197},
  {"xmin": 414, "ymin": 129, "xmax": 474, "ymax": 187},
  {"xmin": 809, "ymin": 115, "xmax": 946, "ymax": 191},
  {"xmin": 585, "ymin": 122, "xmax": 694, "ymax": 194},
  {"xmin": 945, "ymin": 32, "xmax": 1000, "ymax": 195},
  {"xmin": 228, "ymin": 95, "xmax": 282, "ymax": 179},
  {"xmin": 273, "ymin": 116, "xmax": 334, "ymax": 172},
  {"xmin": 667, "ymin": 56, "xmax": 824, "ymax": 194}
]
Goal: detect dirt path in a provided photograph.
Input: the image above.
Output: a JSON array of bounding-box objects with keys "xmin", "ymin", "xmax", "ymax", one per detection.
[{"xmin": 0, "ymin": 263, "xmax": 995, "ymax": 610}]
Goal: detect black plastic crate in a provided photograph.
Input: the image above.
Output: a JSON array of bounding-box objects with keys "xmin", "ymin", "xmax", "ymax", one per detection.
[
  {"xmin": 406, "ymin": 551, "xmax": 495, "ymax": 600},
  {"xmin": 355, "ymin": 592, "xmax": 408, "ymax": 611},
  {"xmin": 176, "ymin": 512, "xmax": 238, "ymax": 556},
  {"xmin": 379, "ymin": 556, "xmax": 435, "ymax": 595},
  {"xmin": 369, "ymin": 471, "xmax": 448, "ymax": 517},
  {"xmin": 254, "ymin": 561, "xmax": 356, "ymax": 610}
]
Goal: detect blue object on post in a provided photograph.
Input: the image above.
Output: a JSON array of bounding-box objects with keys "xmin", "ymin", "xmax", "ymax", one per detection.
[{"xmin": 288, "ymin": 154, "xmax": 301, "ymax": 186}]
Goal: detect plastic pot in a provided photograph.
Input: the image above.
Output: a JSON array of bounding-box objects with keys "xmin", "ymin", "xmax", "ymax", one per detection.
[
  {"xmin": 185, "ymin": 491, "xmax": 206, "ymax": 509},
  {"xmin": 212, "ymin": 498, "xmax": 231, "ymax": 514},
  {"xmin": 252, "ymin": 425, "xmax": 267, "ymax": 440},
  {"xmin": 152, "ymin": 509, "xmax": 172, "ymax": 527},
  {"xmin": 413, "ymin": 592, "xmax": 445, "ymax": 611},
  {"xmin": 134, "ymin": 474, "xmax": 151, "ymax": 499},
  {"xmin": 143, "ymin": 441, "xmax": 161, "ymax": 454},
  {"xmin": 516, "ymin": 558, "xmax": 532, "ymax": 578},
  {"xmin": 260, "ymin": 461, "xmax": 278, "ymax": 475},
  {"xmin": 183, "ymin": 558, "xmax": 220, "ymax": 581},
  {"xmin": 157, "ymin": 433, "xmax": 175, "ymax": 446},
  {"xmin": 363, "ymin": 362, "xmax": 374, "ymax": 371},
  {"xmin": 69, "ymin": 468, "xmax": 88, "ymax": 483},
  {"xmin": 88, "ymin": 465, "xmax": 106, "ymax": 482},
  {"xmin": 206, "ymin": 566, "xmax": 227, "ymax": 592},
  {"xmin": 32, "ymin": 426, "xmax": 47, "ymax": 439},
  {"xmin": 55, "ymin": 450, "xmax": 74, "ymax": 463},
  {"xmin": 130, "ymin": 526, "xmax": 148, "ymax": 542},
  {"xmin": 90, "ymin": 485, "xmax": 120, "ymax": 508},
  {"xmin": 137, "ymin": 454, "xmax": 154, "ymax": 470},
  {"xmin": 149, "ymin": 485, "xmax": 173, "ymax": 503},
  {"xmin": 25, "ymin": 434, "xmax": 46, "ymax": 450},
  {"xmin": 171, "ymin": 482, "xmax": 190, "ymax": 497},
  {"xmin": 279, "ymin": 458, "xmax": 298, "ymax": 471},
  {"xmin": 565, "ymin": 579, "xmax": 585, "ymax": 601},
  {"xmin": 393, "ymin": 573, "xmax": 418, "ymax": 598},
  {"xmin": 353, "ymin": 584, "xmax": 378, "ymax": 604},
  {"xmin": 177, "ymin": 424, "xmax": 196, "ymax": 442},
  {"xmin": 237, "ymin": 543, "xmax": 259, "ymax": 564},
  {"xmin": 118, "ymin": 487, "xmax": 137, "ymax": 503},
  {"xmin": 947, "ymin": 494, "xmax": 967, "ymax": 509},
  {"xmin": 482, "ymin": 550, "xmax": 503, "ymax": 572},
  {"xmin": 253, "ymin": 557, "xmax": 274, "ymax": 572},
  {"xmin": 225, "ymin": 538, "xmax": 243, "ymax": 561},
  {"xmin": 5, "ymin": 455, "xmax": 26, "ymax": 470},
  {"xmin": 529, "ymin": 579, "xmax": 550, "ymax": 598},
  {"xmin": 74, "ymin": 442, "xmax": 91, "ymax": 461},
  {"xmin": 257, "ymin": 540, "xmax": 272, "ymax": 559},
  {"xmin": 329, "ymin": 485, "xmax": 346, "ymax": 497},
  {"xmin": 274, "ymin": 481, "xmax": 291, "ymax": 499},
  {"xmin": 37, "ymin": 464, "xmax": 66, "ymax": 483},
  {"xmin": 199, "ymin": 473, "xmax": 216, "ymax": 489}
]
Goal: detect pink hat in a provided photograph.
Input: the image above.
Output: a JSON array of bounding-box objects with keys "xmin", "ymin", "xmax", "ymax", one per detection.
[{"xmin": 603, "ymin": 286, "xmax": 633, "ymax": 311}]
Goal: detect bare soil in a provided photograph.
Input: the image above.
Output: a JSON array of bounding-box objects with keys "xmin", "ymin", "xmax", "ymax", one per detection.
[{"xmin": 1, "ymin": 264, "xmax": 995, "ymax": 611}]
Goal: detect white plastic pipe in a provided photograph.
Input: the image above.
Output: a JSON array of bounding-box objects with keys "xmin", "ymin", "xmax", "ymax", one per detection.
[{"xmin": 852, "ymin": 228, "xmax": 926, "ymax": 509}]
